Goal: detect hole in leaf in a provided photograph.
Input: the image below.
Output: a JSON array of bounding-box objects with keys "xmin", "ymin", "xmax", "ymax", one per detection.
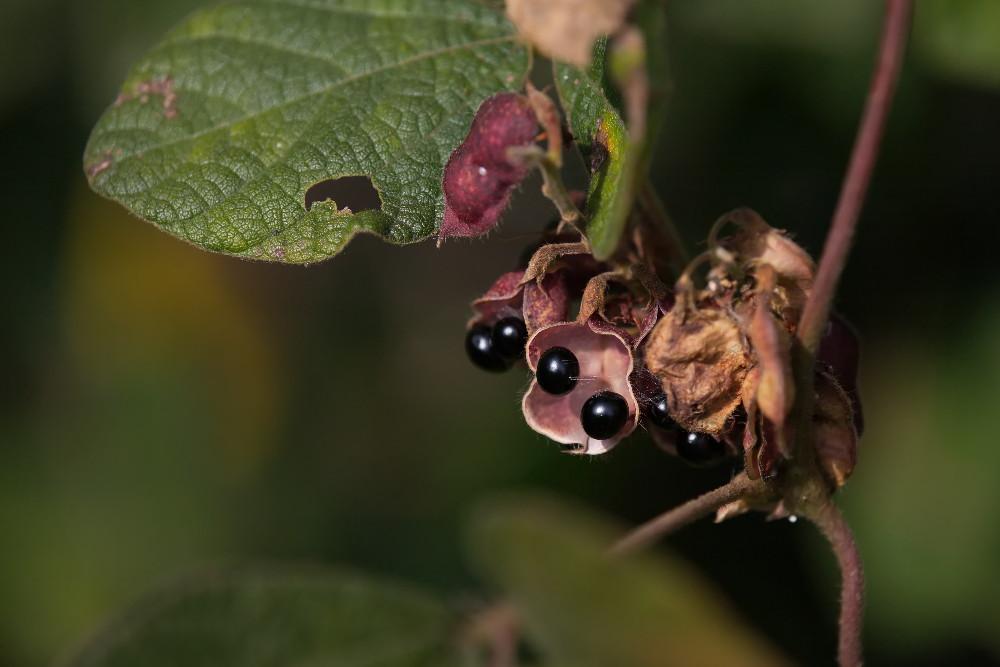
[{"xmin": 304, "ymin": 176, "xmax": 382, "ymax": 213}]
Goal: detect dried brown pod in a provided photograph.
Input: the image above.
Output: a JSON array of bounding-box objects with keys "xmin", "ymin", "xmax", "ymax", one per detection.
[
  {"xmin": 813, "ymin": 371, "xmax": 859, "ymax": 488},
  {"xmin": 722, "ymin": 208, "xmax": 815, "ymax": 325},
  {"xmin": 739, "ymin": 264, "xmax": 796, "ymax": 456},
  {"xmin": 505, "ymin": 0, "xmax": 635, "ymax": 68},
  {"xmin": 645, "ymin": 304, "xmax": 751, "ymax": 436}
]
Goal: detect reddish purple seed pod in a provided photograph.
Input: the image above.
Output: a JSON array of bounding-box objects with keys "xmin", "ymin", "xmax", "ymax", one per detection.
[
  {"xmin": 444, "ymin": 149, "xmax": 515, "ymax": 223},
  {"xmin": 438, "ymin": 93, "xmax": 539, "ymax": 243},
  {"xmin": 468, "ymin": 93, "xmax": 540, "ymax": 167},
  {"xmin": 817, "ymin": 313, "xmax": 863, "ymax": 435}
]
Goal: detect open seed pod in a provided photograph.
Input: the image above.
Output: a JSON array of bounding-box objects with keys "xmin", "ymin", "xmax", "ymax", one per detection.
[
  {"xmin": 522, "ymin": 315, "xmax": 639, "ymax": 454},
  {"xmin": 465, "ymin": 268, "xmax": 571, "ymax": 374},
  {"xmin": 469, "ymin": 269, "xmax": 570, "ymax": 336},
  {"xmin": 629, "ymin": 368, "xmax": 680, "ymax": 454},
  {"xmin": 523, "ymin": 269, "xmax": 650, "ymax": 454}
]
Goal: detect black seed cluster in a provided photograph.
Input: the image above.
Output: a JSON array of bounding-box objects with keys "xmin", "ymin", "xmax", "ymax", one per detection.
[{"xmin": 466, "ymin": 317, "xmax": 528, "ymax": 372}]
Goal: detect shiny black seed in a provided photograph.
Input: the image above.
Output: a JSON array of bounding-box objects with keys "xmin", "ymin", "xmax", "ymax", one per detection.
[
  {"xmin": 466, "ymin": 325, "xmax": 509, "ymax": 372},
  {"xmin": 676, "ymin": 431, "xmax": 728, "ymax": 466},
  {"xmin": 536, "ymin": 346, "xmax": 579, "ymax": 395},
  {"xmin": 646, "ymin": 392, "xmax": 676, "ymax": 429},
  {"xmin": 492, "ymin": 317, "xmax": 528, "ymax": 361},
  {"xmin": 581, "ymin": 391, "xmax": 628, "ymax": 440}
]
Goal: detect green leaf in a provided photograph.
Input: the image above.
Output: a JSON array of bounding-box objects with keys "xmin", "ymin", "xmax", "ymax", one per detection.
[
  {"xmin": 66, "ymin": 566, "xmax": 461, "ymax": 667},
  {"xmin": 468, "ymin": 494, "xmax": 792, "ymax": 667},
  {"xmin": 83, "ymin": 0, "xmax": 529, "ymax": 263},
  {"xmin": 554, "ymin": 45, "xmax": 634, "ymax": 261}
]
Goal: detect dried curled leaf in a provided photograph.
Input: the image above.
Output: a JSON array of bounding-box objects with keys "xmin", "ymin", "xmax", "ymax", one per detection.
[
  {"xmin": 813, "ymin": 371, "xmax": 859, "ymax": 487},
  {"xmin": 724, "ymin": 208, "xmax": 815, "ymax": 325},
  {"xmin": 506, "ymin": 0, "xmax": 634, "ymax": 68},
  {"xmin": 740, "ymin": 265, "xmax": 795, "ymax": 455},
  {"xmin": 522, "ymin": 241, "xmax": 592, "ymax": 284}
]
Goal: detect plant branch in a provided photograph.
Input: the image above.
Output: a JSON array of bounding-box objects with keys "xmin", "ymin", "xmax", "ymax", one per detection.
[
  {"xmin": 609, "ymin": 472, "xmax": 767, "ymax": 557},
  {"xmin": 508, "ymin": 145, "xmax": 585, "ymax": 232},
  {"xmin": 803, "ymin": 497, "xmax": 865, "ymax": 667},
  {"xmin": 796, "ymin": 0, "xmax": 913, "ymax": 354}
]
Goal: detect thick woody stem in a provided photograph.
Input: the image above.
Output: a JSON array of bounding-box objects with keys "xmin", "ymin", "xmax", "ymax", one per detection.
[{"xmin": 796, "ymin": 0, "xmax": 913, "ymax": 354}]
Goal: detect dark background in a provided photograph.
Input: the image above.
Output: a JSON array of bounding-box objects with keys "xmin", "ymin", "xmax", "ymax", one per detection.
[{"xmin": 2, "ymin": 1, "xmax": 999, "ymax": 665}]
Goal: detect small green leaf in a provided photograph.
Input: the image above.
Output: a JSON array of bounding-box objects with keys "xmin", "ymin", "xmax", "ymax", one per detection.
[
  {"xmin": 554, "ymin": 43, "xmax": 634, "ymax": 261},
  {"xmin": 84, "ymin": 0, "xmax": 529, "ymax": 263},
  {"xmin": 66, "ymin": 566, "xmax": 460, "ymax": 667},
  {"xmin": 468, "ymin": 495, "xmax": 792, "ymax": 667}
]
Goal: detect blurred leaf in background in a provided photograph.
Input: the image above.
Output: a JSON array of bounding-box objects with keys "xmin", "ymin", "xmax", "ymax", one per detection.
[
  {"xmin": 66, "ymin": 567, "xmax": 460, "ymax": 667},
  {"xmin": 3, "ymin": 0, "xmax": 1000, "ymax": 666},
  {"xmin": 0, "ymin": 186, "xmax": 286, "ymax": 662},
  {"xmin": 915, "ymin": 0, "xmax": 1000, "ymax": 90},
  {"xmin": 841, "ymin": 301, "xmax": 1000, "ymax": 661},
  {"xmin": 469, "ymin": 495, "xmax": 792, "ymax": 667}
]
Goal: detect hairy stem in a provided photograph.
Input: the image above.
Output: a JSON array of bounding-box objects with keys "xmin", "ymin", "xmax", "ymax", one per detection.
[
  {"xmin": 803, "ymin": 498, "xmax": 865, "ymax": 667},
  {"xmin": 609, "ymin": 472, "xmax": 767, "ymax": 557},
  {"xmin": 796, "ymin": 0, "xmax": 913, "ymax": 354},
  {"xmin": 508, "ymin": 145, "xmax": 585, "ymax": 230}
]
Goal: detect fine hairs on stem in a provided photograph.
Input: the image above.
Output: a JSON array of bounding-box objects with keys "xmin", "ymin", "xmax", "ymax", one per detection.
[
  {"xmin": 799, "ymin": 3, "xmax": 913, "ymax": 666},
  {"xmin": 796, "ymin": 0, "xmax": 914, "ymax": 355},
  {"xmin": 610, "ymin": 2, "xmax": 913, "ymax": 666},
  {"xmin": 803, "ymin": 497, "xmax": 865, "ymax": 667}
]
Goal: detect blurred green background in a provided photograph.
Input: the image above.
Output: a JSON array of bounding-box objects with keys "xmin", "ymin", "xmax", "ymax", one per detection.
[{"xmin": 3, "ymin": 1, "xmax": 1000, "ymax": 665}]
